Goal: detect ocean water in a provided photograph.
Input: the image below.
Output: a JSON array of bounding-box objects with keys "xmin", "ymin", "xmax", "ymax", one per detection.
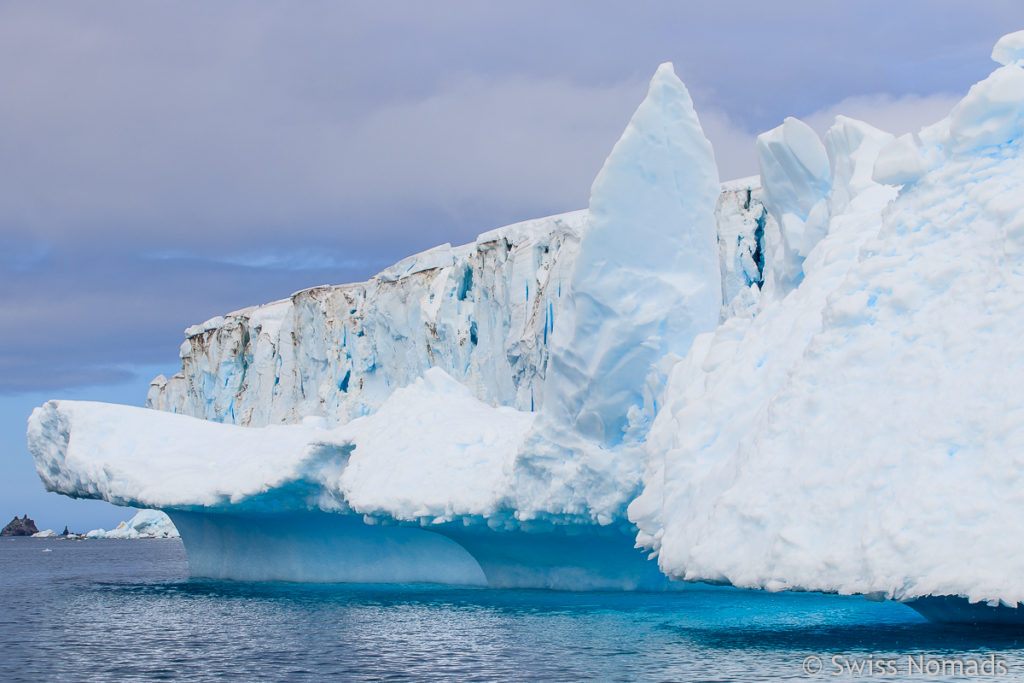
[{"xmin": 2, "ymin": 538, "xmax": 1023, "ymax": 681}]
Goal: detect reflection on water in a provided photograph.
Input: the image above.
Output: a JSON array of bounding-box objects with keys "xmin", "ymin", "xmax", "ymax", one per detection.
[{"xmin": 2, "ymin": 537, "xmax": 1022, "ymax": 681}]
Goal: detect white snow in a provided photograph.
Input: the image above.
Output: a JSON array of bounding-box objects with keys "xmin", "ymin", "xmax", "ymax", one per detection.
[
  {"xmin": 631, "ymin": 41, "xmax": 1024, "ymax": 606},
  {"xmin": 32, "ymin": 368, "xmax": 535, "ymax": 519},
  {"xmin": 871, "ymin": 133, "xmax": 930, "ymax": 186},
  {"xmin": 940, "ymin": 64, "xmax": 1024, "ymax": 154},
  {"xmin": 337, "ymin": 368, "xmax": 536, "ymax": 521},
  {"xmin": 375, "ymin": 243, "xmax": 458, "ymax": 282},
  {"xmin": 31, "ymin": 398, "xmax": 338, "ymax": 510},
  {"xmin": 86, "ymin": 509, "xmax": 180, "ymax": 539}
]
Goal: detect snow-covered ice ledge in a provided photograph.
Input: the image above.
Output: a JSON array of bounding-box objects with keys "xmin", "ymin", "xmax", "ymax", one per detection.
[{"xmin": 28, "ymin": 379, "xmax": 670, "ymax": 589}]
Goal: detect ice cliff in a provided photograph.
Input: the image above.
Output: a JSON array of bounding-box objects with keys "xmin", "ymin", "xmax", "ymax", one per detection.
[
  {"xmin": 146, "ymin": 209, "xmax": 587, "ymax": 427},
  {"xmin": 28, "ymin": 34, "xmax": 1024, "ymax": 619}
]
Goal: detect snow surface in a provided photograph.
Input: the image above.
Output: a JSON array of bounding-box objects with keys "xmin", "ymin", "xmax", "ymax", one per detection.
[
  {"xmin": 631, "ymin": 43, "xmax": 1024, "ymax": 606},
  {"xmin": 86, "ymin": 509, "xmax": 179, "ymax": 539},
  {"xmin": 32, "ymin": 369, "xmax": 535, "ymax": 519}
]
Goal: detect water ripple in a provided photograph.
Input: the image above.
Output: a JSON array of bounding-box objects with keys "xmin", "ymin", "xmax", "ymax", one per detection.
[{"xmin": 3, "ymin": 537, "xmax": 1022, "ymax": 682}]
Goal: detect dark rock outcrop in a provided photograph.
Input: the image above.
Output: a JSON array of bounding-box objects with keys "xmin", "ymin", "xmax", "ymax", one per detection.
[{"xmin": 1, "ymin": 515, "xmax": 39, "ymax": 536}]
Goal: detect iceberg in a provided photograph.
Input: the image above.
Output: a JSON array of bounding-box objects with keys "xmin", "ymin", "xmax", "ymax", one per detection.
[
  {"xmin": 30, "ymin": 63, "xmax": 733, "ymax": 589},
  {"xmin": 630, "ymin": 36, "xmax": 1024, "ymax": 619},
  {"xmin": 86, "ymin": 510, "xmax": 180, "ymax": 539},
  {"xmin": 26, "ymin": 34, "xmax": 1024, "ymax": 621}
]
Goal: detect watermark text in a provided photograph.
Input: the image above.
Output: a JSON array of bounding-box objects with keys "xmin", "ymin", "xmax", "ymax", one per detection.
[{"xmin": 802, "ymin": 653, "xmax": 1009, "ymax": 677}]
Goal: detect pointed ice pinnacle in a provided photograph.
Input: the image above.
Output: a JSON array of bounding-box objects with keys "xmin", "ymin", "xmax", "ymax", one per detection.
[{"xmin": 541, "ymin": 62, "xmax": 722, "ymax": 447}]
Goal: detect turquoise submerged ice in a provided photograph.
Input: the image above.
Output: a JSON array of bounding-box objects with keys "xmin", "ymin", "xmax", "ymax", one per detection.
[{"xmin": 26, "ymin": 33, "xmax": 1024, "ymax": 614}]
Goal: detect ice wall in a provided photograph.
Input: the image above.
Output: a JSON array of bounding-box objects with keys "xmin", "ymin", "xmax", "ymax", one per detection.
[
  {"xmin": 631, "ymin": 44, "xmax": 1024, "ymax": 608},
  {"xmin": 717, "ymin": 177, "xmax": 768, "ymax": 316},
  {"xmin": 146, "ymin": 65, "xmax": 762, "ymax": 434},
  {"xmin": 147, "ymin": 211, "xmax": 586, "ymax": 427},
  {"xmin": 169, "ymin": 510, "xmax": 488, "ymax": 585},
  {"xmin": 147, "ymin": 191, "xmax": 766, "ymax": 433},
  {"xmin": 756, "ymin": 117, "xmax": 832, "ymax": 300}
]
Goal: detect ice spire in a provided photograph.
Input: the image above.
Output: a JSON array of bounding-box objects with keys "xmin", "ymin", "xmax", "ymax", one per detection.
[{"xmin": 540, "ymin": 61, "xmax": 722, "ymax": 448}]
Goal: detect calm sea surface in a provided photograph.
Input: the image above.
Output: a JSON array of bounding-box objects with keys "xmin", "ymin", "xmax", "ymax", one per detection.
[{"xmin": 2, "ymin": 537, "xmax": 1023, "ymax": 681}]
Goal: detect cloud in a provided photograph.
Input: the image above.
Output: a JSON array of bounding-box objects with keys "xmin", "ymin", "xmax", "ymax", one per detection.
[
  {"xmin": 0, "ymin": 361, "xmax": 137, "ymax": 396},
  {"xmin": 0, "ymin": 238, "xmax": 50, "ymax": 274},
  {"xmin": 800, "ymin": 92, "xmax": 964, "ymax": 138},
  {"xmin": 147, "ymin": 249, "xmax": 391, "ymax": 273},
  {"xmin": 695, "ymin": 109, "xmax": 760, "ymax": 182},
  {"xmin": 1, "ymin": 2, "xmax": 1017, "ymax": 251},
  {"xmin": 0, "ymin": 27, "xmax": 647, "ymax": 256},
  {"xmin": 3, "ymin": 2, "xmax": 1024, "ymax": 394}
]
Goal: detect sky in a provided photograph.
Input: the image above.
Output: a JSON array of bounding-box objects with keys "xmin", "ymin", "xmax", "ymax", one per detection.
[{"xmin": 3, "ymin": 1, "xmax": 1024, "ymax": 530}]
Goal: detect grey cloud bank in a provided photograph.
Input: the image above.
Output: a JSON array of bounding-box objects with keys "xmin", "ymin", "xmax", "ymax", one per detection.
[{"xmin": 2, "ymin": 1, "xmax": 1024, "ymax": 393}]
